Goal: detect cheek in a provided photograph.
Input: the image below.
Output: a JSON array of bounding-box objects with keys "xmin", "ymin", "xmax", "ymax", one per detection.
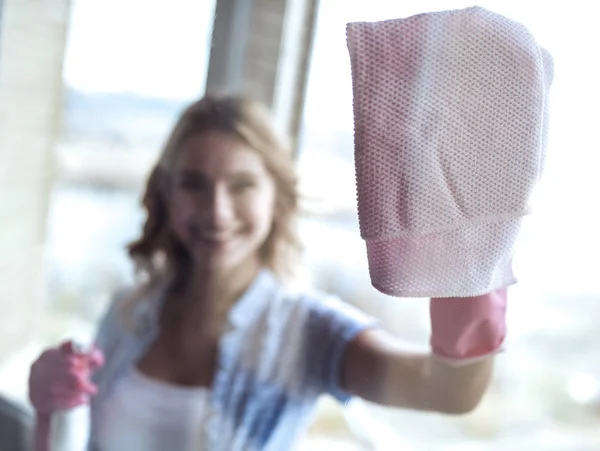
[
  {"xmin": 257, "ymin": 202, "xmax": 276, "ymax": 233},
  {"xmin": 168, "ymin": 196, "xmax": 196, "ymax": 233},
  {"xmin": 244, "ymin": 192, "xmax": 276, "ymax": 236}
]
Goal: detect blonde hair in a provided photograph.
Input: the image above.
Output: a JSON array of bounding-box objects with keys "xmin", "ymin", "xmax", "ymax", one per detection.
[{"xmin": 125, "ymin": 95, "xmax": 301, "ymax": 308}]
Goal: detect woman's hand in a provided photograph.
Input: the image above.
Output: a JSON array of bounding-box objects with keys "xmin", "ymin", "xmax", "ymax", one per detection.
[{"xmin": 29, "ymin": 341, "xmax": 104, "ymax": 415}]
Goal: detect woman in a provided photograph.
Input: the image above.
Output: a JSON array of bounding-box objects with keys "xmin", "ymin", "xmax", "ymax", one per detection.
[{"xmin": 29, "ymin": 95, "xmax": 504, "ymax": 451}]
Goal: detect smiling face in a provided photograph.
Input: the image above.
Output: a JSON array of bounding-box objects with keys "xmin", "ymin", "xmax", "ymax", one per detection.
[
  {"xmin": 128, "ymin": 96, "xmax": 301, "ymax": 283},
  {"xmin": 167, "ymin": 130, "xmax": 277, "ymax": 274}
]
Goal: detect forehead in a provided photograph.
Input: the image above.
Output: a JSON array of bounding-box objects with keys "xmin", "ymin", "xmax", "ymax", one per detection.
[{"xmin": 174, "ymin": 131, "xmax": 268, "ymax": 176}]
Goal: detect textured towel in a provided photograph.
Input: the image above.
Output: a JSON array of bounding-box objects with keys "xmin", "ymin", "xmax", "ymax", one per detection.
[{"xmin": 347, "ymin": 7, "xmax": 553, "ymax": 297}]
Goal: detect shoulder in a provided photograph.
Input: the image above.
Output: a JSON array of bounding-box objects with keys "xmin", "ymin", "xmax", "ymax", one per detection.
[
  {"xmin": 94, "ymin": 287, "xmax": 132, "ymax": 347},
  {"xmin": 268, "ymin": 280, "xmax": 378, "ymax": 336},
  {"xmin": 95, "ymin": 282, "xmax": 161, "ymax": 348},
  {"xmin": 262, "ymin": 281, "xmax": 379, "ymax": 400},
  {"xmin": 282, "ymin": 281, "xmax": 373, "ymax": 319},
  {"xmin": 91, "ymin": 283, "xmax": 162, "ymax": 383}
]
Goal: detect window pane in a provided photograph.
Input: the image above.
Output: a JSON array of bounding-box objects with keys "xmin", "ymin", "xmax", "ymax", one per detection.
[
  {"xmin": 0, "ymin": 0, "xmax": 216, "ymax": 403},
  {"xmin": 298, "ymin": 1, "xmax": 600, "ymax": 448},
  {"xmin": 49, "ymin": 0, "xmax": 216, "ymax": 328}
]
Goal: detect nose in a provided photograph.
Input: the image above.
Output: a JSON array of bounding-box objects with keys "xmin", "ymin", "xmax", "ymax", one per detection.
[{"xmin": 204, "ymin": 185, "xmax": 234, "ymax": 228}]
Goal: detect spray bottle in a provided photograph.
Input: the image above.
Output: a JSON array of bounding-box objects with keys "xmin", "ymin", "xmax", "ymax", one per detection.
[{"xmin": 49, "ymin": 341, "xmax": 92, "ymax": 451}]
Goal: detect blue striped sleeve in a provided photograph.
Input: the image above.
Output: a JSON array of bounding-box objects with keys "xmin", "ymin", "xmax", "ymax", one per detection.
[{"xmin": 303, "ymin": 294, "xmax": 379, "ymax": 403}]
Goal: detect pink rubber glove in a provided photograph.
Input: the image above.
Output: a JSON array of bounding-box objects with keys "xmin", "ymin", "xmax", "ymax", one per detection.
[
  {"xmin": 430, "ymin": 288, "xmax": 507, "ymax": 365},
  {"xmin": 29, "ymin": 341, "xmax": 104, "ymax": 415},
  {"xmin": 30, "ymin": 341, "xmax": 104, "ymax": 451}
]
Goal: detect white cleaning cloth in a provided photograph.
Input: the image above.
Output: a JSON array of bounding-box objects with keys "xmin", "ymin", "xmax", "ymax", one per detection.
[{"xmin": 347, "ymin": 6, "xmax": 553, "ymax": 297}]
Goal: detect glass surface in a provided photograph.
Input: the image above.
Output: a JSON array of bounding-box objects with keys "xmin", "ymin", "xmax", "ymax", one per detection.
[
  {"xmin": 1, "ymin": 1, "xmax": 599, "ymax": 450},
  {"xmin": 297, "ymin": 1, "xmax": 600, "ymax": 449}
]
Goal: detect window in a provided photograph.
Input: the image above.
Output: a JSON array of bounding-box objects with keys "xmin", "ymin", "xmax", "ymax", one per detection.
[
  {"xmin": 0, "ymin": 0, "xmax": 216, "ymax": 403},
  {"xmin": 48, "ymin": 0, "xmax": 216, "ymax": 328},
  {"xmin": 2, "ymin": 1, "xmax": 598, "ymax": 448},
  {"xmin": 297, "ymin": 0, "xmax": 600, "ymax": 448}
]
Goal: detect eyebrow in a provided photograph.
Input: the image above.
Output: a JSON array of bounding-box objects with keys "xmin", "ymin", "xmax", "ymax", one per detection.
[
  {"xmin": 227, "ymin": 171, "xmax": 260, "ymax": 180},
  {"xmin": 176, "ymin": 169, "xmax": 206, "ymax": 180},
  {"xmin": 176, "ymin": 169, "xmax": 260, "ymax": 180}
]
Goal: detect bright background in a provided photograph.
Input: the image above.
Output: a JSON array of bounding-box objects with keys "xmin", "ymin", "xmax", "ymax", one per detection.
[{"xmin": 1, "ymin": 1, "xmax": 599, "ymax": 449}]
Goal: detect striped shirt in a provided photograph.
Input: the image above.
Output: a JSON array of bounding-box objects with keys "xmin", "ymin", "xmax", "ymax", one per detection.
[{"xmin": 88, "ymin": 269, "xmax": 377, "ymax": 451}]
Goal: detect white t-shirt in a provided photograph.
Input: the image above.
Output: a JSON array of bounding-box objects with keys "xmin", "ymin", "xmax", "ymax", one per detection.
[
  {"xmin": 96, "ymin": 367, "xmax": 214, "ymax": 451},
  {"xmin": 90, "ymin": 270, "xmax": 378, "ymax": 450}
]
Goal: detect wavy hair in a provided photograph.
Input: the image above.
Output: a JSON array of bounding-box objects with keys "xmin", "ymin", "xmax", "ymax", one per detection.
[{"xmin": 124, "ymin": 95, "xmax": 301, "ymax": 308}]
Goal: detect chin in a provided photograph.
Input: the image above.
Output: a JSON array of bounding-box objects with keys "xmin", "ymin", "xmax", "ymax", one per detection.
[{"xmin": 191, "ymin": 246, "xmax": 254, "ymax": 272}]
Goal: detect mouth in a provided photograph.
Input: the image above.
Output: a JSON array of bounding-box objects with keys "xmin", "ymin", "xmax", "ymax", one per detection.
[
  {"xmin": 189, "ymin": 225, "xmax": 237, "ymax": 247},
  {"xmin": 199, "ymin": 233, "xmax": 233, "ymax": 244}
]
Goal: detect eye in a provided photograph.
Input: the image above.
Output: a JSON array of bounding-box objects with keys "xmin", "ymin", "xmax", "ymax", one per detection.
[
  {"xmin": 178, "ymin": 176, "xmax": 205, "ymax": 191},
  {"xmin": 230, "ymin": 179, "xmax": 256, "ymax": 194}
]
